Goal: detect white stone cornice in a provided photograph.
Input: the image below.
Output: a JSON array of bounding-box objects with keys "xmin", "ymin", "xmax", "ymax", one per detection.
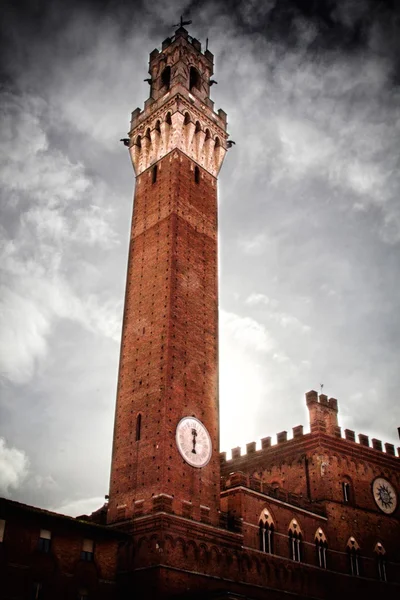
[{"xmin": 128, "ymin": 94, "xmax": 228, "ymax": 177}]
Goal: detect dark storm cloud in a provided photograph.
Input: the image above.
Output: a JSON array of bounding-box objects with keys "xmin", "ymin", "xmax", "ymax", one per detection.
[{"xmin": 1, "ymin": 0, "xmax": 400, "ymax": 514}]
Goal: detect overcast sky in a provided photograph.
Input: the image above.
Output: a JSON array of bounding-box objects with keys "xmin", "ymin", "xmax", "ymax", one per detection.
[{"xmin": 1, "ymin": 0, "xmax": 400, "ymax": 517}]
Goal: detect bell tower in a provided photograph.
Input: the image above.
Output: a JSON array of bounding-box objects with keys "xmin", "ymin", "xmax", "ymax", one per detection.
[{"xmin": 107, "ymin": 27, "xmax": 228, "ymax": 526}]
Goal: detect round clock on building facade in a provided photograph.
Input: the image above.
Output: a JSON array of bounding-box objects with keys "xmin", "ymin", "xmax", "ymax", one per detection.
[
  {"xmin": 372, "ymin": 477, "xmax": 397, "ymax": 514},
  {"xmin": 176, "ymin": 417, "xmax": 212, "ymax": 468}
]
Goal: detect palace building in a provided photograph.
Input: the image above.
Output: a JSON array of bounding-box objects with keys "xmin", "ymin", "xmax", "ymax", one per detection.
[{"xmin": 1, "ymin": 25, "xmax": 399, "ymax": 600}]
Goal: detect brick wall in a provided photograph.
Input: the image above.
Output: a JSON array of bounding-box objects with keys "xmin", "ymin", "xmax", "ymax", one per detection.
[{"xmin": 108, "ymin": 150, "xmax": 221, "ymax": 524}]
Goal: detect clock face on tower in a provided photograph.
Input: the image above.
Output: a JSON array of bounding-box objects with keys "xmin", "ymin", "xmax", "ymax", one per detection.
[
  {"xmin": 372, "ymin": 477, "xmax": 397, "ymax": 514},
  {"xmin": 176, "ymin": 417, "xmax": 212, "ymax": 468}
]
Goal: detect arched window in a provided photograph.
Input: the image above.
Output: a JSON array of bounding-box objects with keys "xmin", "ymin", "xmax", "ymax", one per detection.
[
  {"xmin": 135, "ymin": 414, "xmax": 142, "ymax": 441},
  {"xmin": 205, "ymin": 128, "xmax": 211, "ymax": 141},
  {"xmin": 145, "ymin": 128, "xmax": 151, "ymax": 141},
  {"xmin": 155, "ymin": 120, "xmax": 161, "ymax": 133},
  {"xmin": 258, "ymin": 509, "xmax": 274, "ymax": 554},
  {"xmin": 195, "ymin": 121, "xmax": 201, "ymax": 134},
  {"xmin": 184, "ymin": 112, "xmax": 191, "ymax": 126},
  {"xmin": 374, "ymin": 542, "xmax": 387, "ymax": 582},
  {"xmin": 214, "ymin": 136, "xmax": 221, "ymax": 149},
  {"xmin": 152, "ymin": 165, "xmax": 158, "ymax": 184},
  {"xmin": 194, "ymin": 166, "xmax": 200, "ymax": 184},
  {"xmin": 161, "ymin": 66, "xmax": 171, "ymax": 90},
  {"xmin": 288, "ymin": 519, "xmax": 302, "ymax": 562},
  {"xmin": 347, "ymin": 537, "xmax": 361, "ymax": 576},
  {"xmin": 189, "ymin": 66, "xmax": 201, "ymax": 91},
  {"xmin": 315, "ymin": 528, "xmax": 328, "ymax": 569},
  {"xmin": 135, "ymin": 135, "xmax": 142, "ymax": 149},
  {"xmin": 166, "ymin": 112, "xmax": 172, "ymax": 126}
]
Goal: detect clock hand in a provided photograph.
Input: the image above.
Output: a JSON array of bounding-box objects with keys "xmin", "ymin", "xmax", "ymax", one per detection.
[{"xmin": 191, "ymin": 428, "xmax": 197, "ymax": 454}]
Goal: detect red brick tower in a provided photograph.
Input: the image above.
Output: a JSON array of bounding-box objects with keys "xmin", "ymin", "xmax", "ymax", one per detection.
[{"xmin": 107, "ymin": 27, "xmax": 228, "ymax": 527}]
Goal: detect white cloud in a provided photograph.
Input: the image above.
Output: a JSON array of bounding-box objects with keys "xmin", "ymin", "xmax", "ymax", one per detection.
[
  {"xmin": 220, "ymin": 310, "xmax": 274, "ymax": 353},
  {"xmin": 0, "ymin": 438, "xmax": 29, "ymax": 495},
  {"xmin": 54, "ymin": 496, "xmax": 106, "ymax": 518},
  {"xmin": 0, "ymin": 90, "xmax": 121, "ymax": 385}
]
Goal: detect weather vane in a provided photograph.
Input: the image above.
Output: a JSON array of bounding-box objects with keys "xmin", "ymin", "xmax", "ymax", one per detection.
[
  {"xmin": 172, "ymin": 15, "xmax": 192, "ymax": 29},
  {"xmin": 320, "ymin": 383, "xmax": 324, "ymax": 393}
]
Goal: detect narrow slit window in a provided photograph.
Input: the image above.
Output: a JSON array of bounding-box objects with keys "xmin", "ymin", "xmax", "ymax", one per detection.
[
  {"xmin": 136, "ymin": 414, "xmax": 142, "ymax": 441},
  {"xmin": 152, "ymin": 165, "xmax": 158, "ymax": 184},
  {"xmin": 194, "ymin": 166, "xmax": 200, "ymax": 184},
  {"xmin": 32, "ymin": 582, "xmax": 43, "ymax": 600},
  {"xmin": 377, "ymin": 556, "xmax": 387, "ymax": 581},
  {"xmin": 342, "ymin": 482, "xmax": 351, "ymax": 503},
  {"xmin": 0, "ymin": 519, "xmax": 5, "ymax": 542},
  {"xmin": 316, "ymin": 541, "xmax": 327, "ymax": 569}
]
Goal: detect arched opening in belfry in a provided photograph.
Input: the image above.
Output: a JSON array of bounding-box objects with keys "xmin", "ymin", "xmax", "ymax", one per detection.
[
  {"xmin": 189, "ymin": 67, "xmax": 201, "ymax": 91},
  {"xmin": 166, "ymin": 112, "xmax": 172, "ymax": 126},
  {"xmin": 161, "ymin": 66, "xmax": 171, "ymax": 90},
  {"xmin": 205, "ymin": 128, "xmax": 211, "ymax": 141},
  {"xmin": 145, "ymin": 128, "xmax": 151, "ymax": 141},
  {"xmin": 135, "ymin": 135, "xmax": 142, "ymax": 149},
  {"xmin": 214, "ymin": 136, "xmax": 221, "ymax": 149},
  {"xmin": 195, "ymin": 121, "xmax": 201, "ymax": 134},
  {"xmin": 184, "ymin": 112, "xmax": 191, "ymax": 126},
  {"xmin": 155, "ymin": 120, "xmax": 161, "ymax": 134}
]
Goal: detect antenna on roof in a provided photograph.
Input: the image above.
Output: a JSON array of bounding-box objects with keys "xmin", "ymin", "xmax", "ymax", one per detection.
[
  {"xmin": 206, "ymin": 38, "xmax": 209, "ymax": 51},
  {"xmin": 320, "ymin": 383, "xmax": 324, "ymax": 393},
  {"xmin": 172, "ymin": 15, "xmax": 192, "ymax": 29}
]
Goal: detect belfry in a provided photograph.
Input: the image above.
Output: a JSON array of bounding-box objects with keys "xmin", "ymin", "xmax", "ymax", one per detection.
[{"xmin": 107, "ymin": 25, "xmax": 228, "ymax": 527}]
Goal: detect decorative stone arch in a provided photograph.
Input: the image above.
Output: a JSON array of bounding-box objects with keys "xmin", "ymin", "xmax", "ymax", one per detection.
[
  {"xmin": 315, "ymin": 527, "xmax": 327, "ymax": 544},
  {"xmin": 210, "ymin": 545, "xmax": 221, "ymax": 566},
  {"xmin": 175, "ymin": 537, "xmax": 186, "ymax": 558},
  {"xmin": 194, "ymin": 120, "xmax": 202, "ymax": 134},
  {"xmin": 198, "ymin": 543, "xmax": 208, "ymax": 564},
  {"xmin": 186, "ymin": 539, "xmax": 198, "ymax": 561},
  {"xmin": 374, "ymin": 541, "xmax": 386, "ymax": 555},
  {"xmin": 165, "ymin": 112, "xmax": 172, "ymax": 126},
  {"xmin": 241, "ymin": 551, "xmax": 252, "ymax": 573},
  {"xmin": 205, "ymin": 128, "xmax": 211, "ymax": 141},
  {"xmin": 183, "ymin": 111, "xmax": 191, "ymax": 126},
  {"xmin": 134, "ymin": 135, "xmax": 142, "ymax": 148},
  {"xmin": 154, "ymin": 119, "xmax": 161, "ymax": 134},
  {"xmin": 288, "ymin": 518, "xmax": 302, "ymax": 536},
  {"xmin": 164, "ymin": 534, "xmax": 175, "ymax": 550}
]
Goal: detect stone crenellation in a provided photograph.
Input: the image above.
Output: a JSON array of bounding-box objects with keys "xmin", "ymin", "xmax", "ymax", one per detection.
[{"xmin": 220, "ymin": 391, "xmax": 400, "ymax": 462}]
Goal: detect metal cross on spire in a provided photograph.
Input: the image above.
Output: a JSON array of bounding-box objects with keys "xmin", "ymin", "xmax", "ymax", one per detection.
[{"xmin": 172, "ymin": 15, "xmax": 192, "ymax": 29}]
